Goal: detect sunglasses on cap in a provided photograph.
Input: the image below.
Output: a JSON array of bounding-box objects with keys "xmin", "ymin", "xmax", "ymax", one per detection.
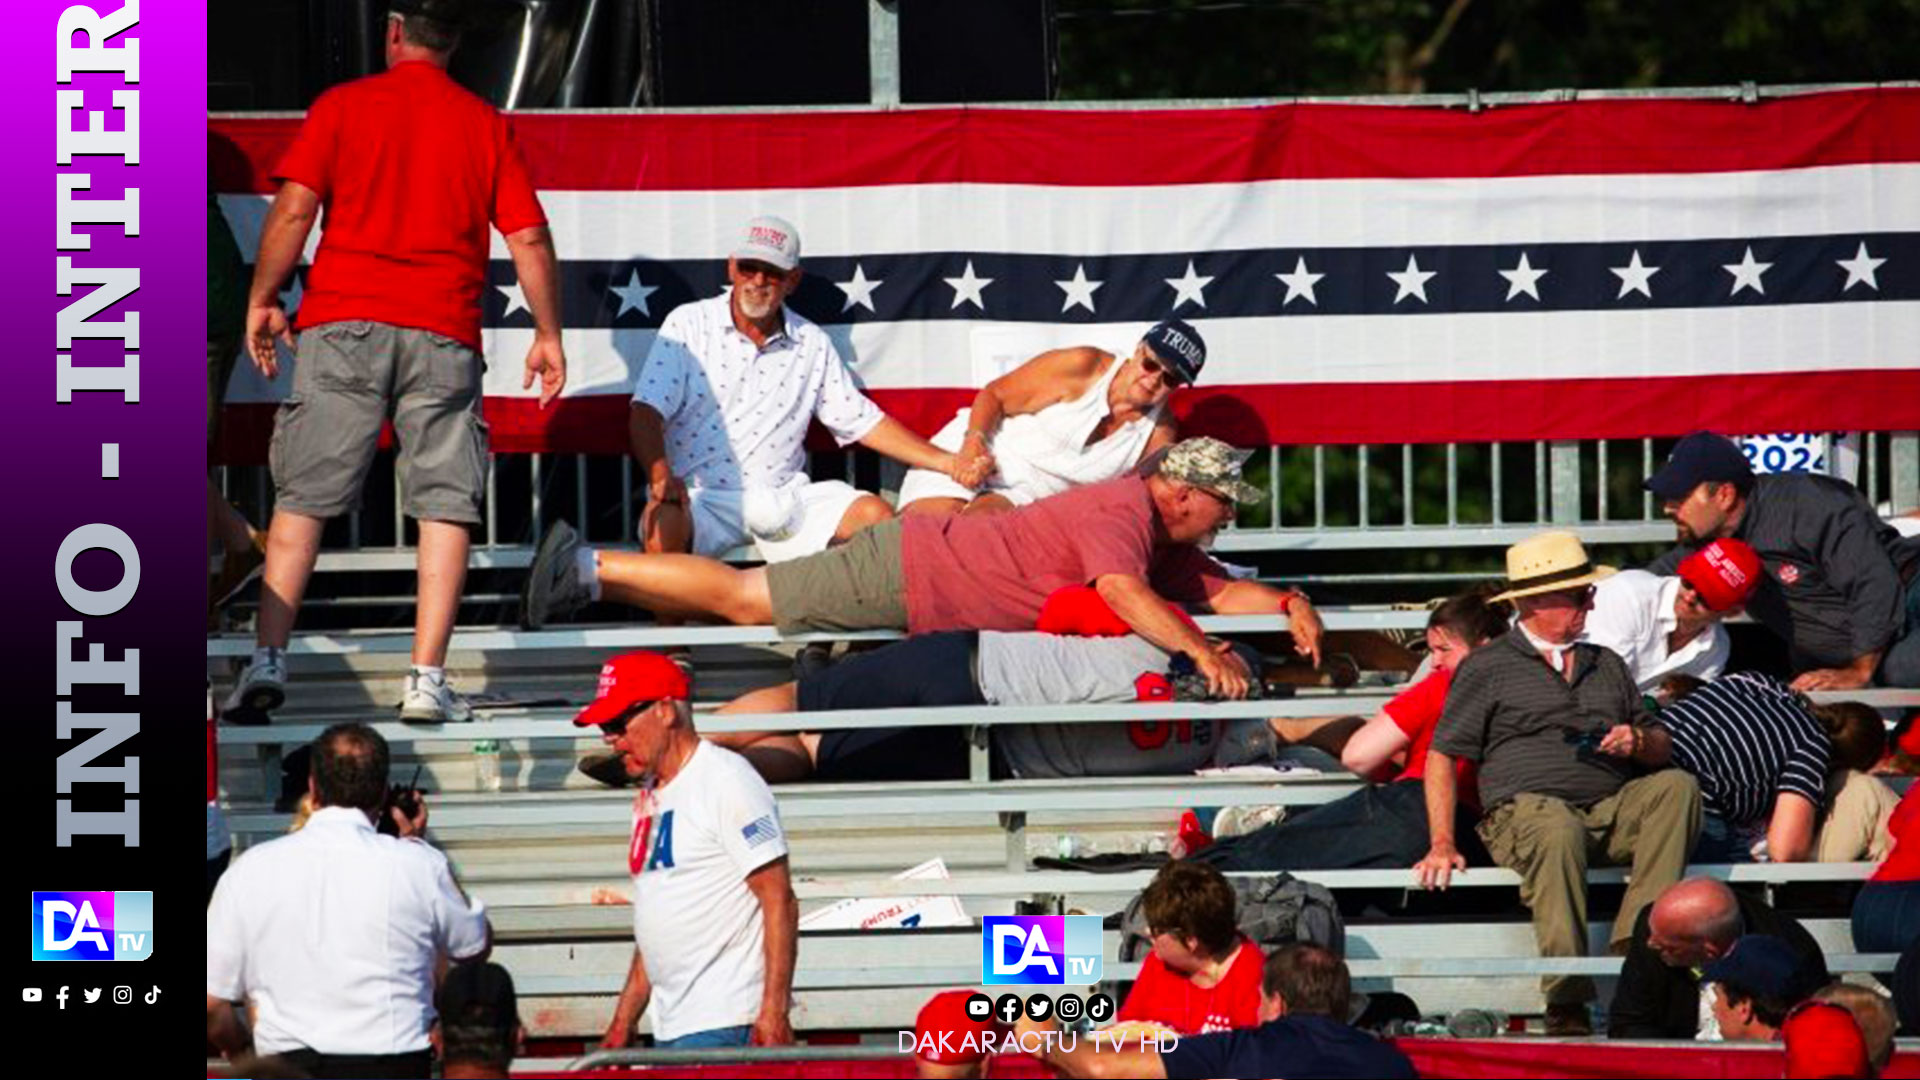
[{"xmin": 1139, "ymin": 354, "xmax": 1189, "ymax": 389}]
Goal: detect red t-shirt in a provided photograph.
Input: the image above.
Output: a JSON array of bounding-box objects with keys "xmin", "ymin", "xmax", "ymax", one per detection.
[
  {"xmin": 1384, "ymin": 668, "xmax": 1479, "ymax": 806},
  {"xmin": 274, "ymin": 61, "xmax": 547, "ymax": 349},
  {"xmin": 899, "ymin": 475, "xmax": 1231, "ymax": 633},
  {"xmin": 1872, "ymin": 785, "xmax": 1920, "ymax": 883},
  {"xmin": 1117, "ymin": 937, "xmax": 1264, "ymax": 1035}
]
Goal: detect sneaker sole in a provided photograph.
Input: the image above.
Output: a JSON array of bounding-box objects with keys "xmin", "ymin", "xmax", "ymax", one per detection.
[
  {"xmin": 398, "ymin": 705, "xmax": 472, "ymax": 725},
  {"xmin": 520, "ymin": 523, "xmax": 577, "ymax": 630},
  {"xmin": 223, "ymin": 683, "xmax": 285, "ymax": 726}
]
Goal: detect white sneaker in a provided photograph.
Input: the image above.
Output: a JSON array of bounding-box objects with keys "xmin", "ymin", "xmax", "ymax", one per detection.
[
  {"xmin": 1211, "ymin": 804, "xmax": 1288, "ymax": 838},
  {"xmin": 222, "ymin": 654, "xmax": 287, "ymax": 726},
  {"xmin": 399, "ymin": 673, "xmax": 473, "ymax": 724}
]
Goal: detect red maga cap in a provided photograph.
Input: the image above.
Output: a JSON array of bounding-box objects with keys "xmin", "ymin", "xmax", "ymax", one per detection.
[
  {"xmin": 914, "ymin": 990, "xmax": 996, "ymax": 1064},
  {"xmin": 1783, "ymin": 1001, "xmax": 1871, "ymax": 1079},
  {"xmin": 570, "ymin": 652, "xmax": 690, "ymax": 727},
  {"xmin": 1678, "ymin": 538, "xmax": 1763, "ymax": 612}
]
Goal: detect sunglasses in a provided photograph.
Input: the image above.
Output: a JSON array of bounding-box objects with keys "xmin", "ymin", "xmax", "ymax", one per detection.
[
  {"xmin": 597, "ymin": 700, "xmax": 659, "ymax": 737},
  {"xmin": 1139, "ymin": 355, "xmax": 1189, "ymax": 389}
]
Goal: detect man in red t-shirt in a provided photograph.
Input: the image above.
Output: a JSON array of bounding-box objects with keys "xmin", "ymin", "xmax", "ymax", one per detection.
[
  {"xmin": 523, "ymin": 438, "xmax": 1326, "ymax": 698},
  {"xmin": 226, "ymin": 0, "xmax": 567, "ymax": 726},
  {"xmin": 1119, "ymin": 862, "xmax": 1266, "ymax": 1034}
]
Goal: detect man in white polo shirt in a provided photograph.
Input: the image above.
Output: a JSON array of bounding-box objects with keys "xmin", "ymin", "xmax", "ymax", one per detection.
[
  {"xmin": 585, "ymin": 651, "xmax": 798, "ymax": 1049},
  {"xmin": 615, "ymin": 214, "xmax": 974, "ymax": 568},
  {"xmin": 206, "ymin": 723, "xmax": 491, "ymax": 1079},
  {"xmin": 1582, "ymin": 538, "xmax": 1762, "ymax": 691}
]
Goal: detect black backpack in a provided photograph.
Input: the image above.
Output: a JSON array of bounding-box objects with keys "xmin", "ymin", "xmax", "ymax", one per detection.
[{"xmin": 1118, "ymin": 871, "xmax": 1344, "ymax": 962}]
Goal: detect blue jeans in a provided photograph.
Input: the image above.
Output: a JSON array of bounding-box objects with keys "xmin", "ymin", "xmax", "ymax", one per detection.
[
  {"xmin": 1691, "ymin": 812, "xmax": 1757, "ymax": 864},
  {"xmin": 1853, "ymin": 880, "xmax": 1920, "ymax": 953},
  {"xmin": 1877, "ymin": 572, "xmax": 1920, "ymax": 688},
  {"xmin": 655, "ymin": 1024, "xmax": 752, "ymax": 1049},
  {"xmin": 1194, "ymin": 780, "xmax": 1484, "ymax": 871}
]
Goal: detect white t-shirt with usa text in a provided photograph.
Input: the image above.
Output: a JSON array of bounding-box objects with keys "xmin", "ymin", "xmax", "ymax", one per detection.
[{"xmin": 629, "ymin": 741, "xmax": 788, "ymax": 1041}]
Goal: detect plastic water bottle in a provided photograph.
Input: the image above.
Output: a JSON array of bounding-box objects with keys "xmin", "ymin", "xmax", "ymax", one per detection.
[{"xmin": 474, "ymin": 739, "xmax": 501, "ymax": 793}]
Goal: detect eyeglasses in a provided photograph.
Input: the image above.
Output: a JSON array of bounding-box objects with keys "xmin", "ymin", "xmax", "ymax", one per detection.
[
  {"xmin": 733, "ymin": 260, "xmax": 788, "ymax": 282},
  {"xmin": 1139, "ymin": 355, "xmax": 1189, "ymax": 389}
]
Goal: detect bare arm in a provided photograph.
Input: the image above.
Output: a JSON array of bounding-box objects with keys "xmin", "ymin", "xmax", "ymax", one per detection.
[
  {"xmin": 857, "ymin": 415, "xmax": 966, "ymax": 478},
  {"xmin": 1016, "ymin": 1015, "xmax": 1168, "ymax": 1080},
  {"xmin": 207, "ymin": 995, "xmax": 252, "ymax": 1058},
  {"xmin": 1341, "ymin": 709, "xmax": 1415, "ymax": 780},
  {"xmin": 1201, "ymin": 579, "xmax": 1323, "ymax": 667},
  {"xmin": 504, "ymin": 224, "xmax": 568, "ymax": 407},
  {"xmin": 601, "ymin": 947, "xmax": 653, "ymax": 1049},
  {"xmin": 244, "ymin": 180, "xmax": 321, "ymax": 378},
  {"xmin": 1765, "ymin": 791, "xmax": 1819, "ymax": 863},
  {"xmin": 628, "ymin": 403, "xmax": 686, "ymax": 514},
  {"xmin": 1414, "ymin": 753, "xmax": 1467, "ymax": 889},
  {"xmin": 1096, "ymin": 573, "xmax": 1249, "ymax": 698},
  {"xmin": 1140, "ymin": 410, "xmax": 1179, "ymax": 458},
  {"xmin": 744, "ymin": 857, "xmax": 798, "ymax": 1045}
]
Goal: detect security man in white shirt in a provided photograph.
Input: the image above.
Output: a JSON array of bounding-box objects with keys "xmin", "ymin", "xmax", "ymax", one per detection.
[
  {"xmin": 582, "ymin": 651, "xmax": 798, "ymax": 1050},
  {"xmin": 207, "ymin": 723, "xmax": 492, "ymax": 1079},
  {"xmin": 1582, "ymin": 538, "xmax": 1764, "ymax": 691},
  {"xmin": 627, "ymin": 215, "xmax": 981, "ymax": 563}
]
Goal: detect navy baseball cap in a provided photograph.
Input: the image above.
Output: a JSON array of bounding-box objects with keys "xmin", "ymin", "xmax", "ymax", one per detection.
[
  {"xmin": 437, "ymin": 961, "xmax": 519, "ymax": 1031},
  {"xmin": 1143, "ymin": 319, "xmax": 1207, "ymax": 386},
  {"xmin": 1644, "ymin": 431, "xmax": 1754, "ymax": 502},
  {"xmin": 1703, "ymin": 935, "xmax": 1824, "ymax": 1001}
]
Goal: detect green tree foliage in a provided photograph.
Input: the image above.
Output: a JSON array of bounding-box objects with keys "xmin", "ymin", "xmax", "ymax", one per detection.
[{"xmin": 1056, "ymin": 0, "xmax": 1920, "ymax": 99}]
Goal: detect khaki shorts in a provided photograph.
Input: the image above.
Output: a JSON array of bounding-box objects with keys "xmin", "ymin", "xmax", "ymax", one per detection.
[
  {"xmin": 765, "ymin": 518, "xmax": 909, "ymax": 634},
  {"xmin": 269, "ymin": 320, "xmax": 489, "ymax": 524}
]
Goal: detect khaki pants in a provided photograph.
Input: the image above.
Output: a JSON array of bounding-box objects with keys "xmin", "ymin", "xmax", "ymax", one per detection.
[
  {"xmin": 1478, "ymin": 770, "xmax": 1702, "ymax": 1006},
  {"xmin": 1814, "ymin": 769, "xmax": 1900, "ymax": 863}
]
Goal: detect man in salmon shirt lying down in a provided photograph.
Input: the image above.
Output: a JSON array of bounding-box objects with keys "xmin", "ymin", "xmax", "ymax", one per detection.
[{"xmin": 523, "ymin": 437, "xmax": 1324, "ymax": 700}]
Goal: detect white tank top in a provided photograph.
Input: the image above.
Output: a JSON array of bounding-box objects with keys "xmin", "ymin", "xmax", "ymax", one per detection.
[{"xmin": 936, "ymin": 353, "xmax": 1162, "ymax": 503}]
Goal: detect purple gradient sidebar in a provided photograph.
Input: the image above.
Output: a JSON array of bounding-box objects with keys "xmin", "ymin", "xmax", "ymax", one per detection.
[{"xmin": 2, "ymin": 1, "xmax": 205, "ymax": 1057}]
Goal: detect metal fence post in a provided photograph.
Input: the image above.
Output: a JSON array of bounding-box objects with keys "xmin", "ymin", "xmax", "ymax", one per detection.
[
  {"xmin": 1548, "ymin": 440, "xmax": 1582, "ymax": 524},
  {"xmin": 1892, "ymin": 432, "xmax": 1920, "ymax": 513},
  {"xmin": 868, "ymin": 0, "xmax": 899, "ymax": 106}
]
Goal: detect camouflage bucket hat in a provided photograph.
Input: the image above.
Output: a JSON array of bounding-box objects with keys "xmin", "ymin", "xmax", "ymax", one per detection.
[{"xmin": 1158, "ymin": 437, "xmax": 1262, "ymax": 505}]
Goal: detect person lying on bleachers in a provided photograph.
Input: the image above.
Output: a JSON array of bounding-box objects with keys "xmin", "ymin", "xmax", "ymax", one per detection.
[
  {"xmin": 523, "ymin": 437, "xmax": 1323, "ymax": 701},
  {"xmin": 1596, "ymin": 672, "xmax": 1896, "ymax": 863},
  {"xmin": 575, "ymin": 586, "xmax": 1317, "ymax": 787},
  {"xmin": 1189, "ymin": 584, "xmax": 1509, "ymax": 872},
  {"xmin": 896, "ymin": 320, "xmax": 1196, "ymax": 518},
  {"xmin": 1580, "ymin": 538, "xmax": 1761, "ymax": 691},
  {"xmin": 1608, "ymin": 877, "xmax": 1828, "ymax": 1040},
  {"xmin": 1116, "ymin": 862, "xmax": 1265, "ymax": 1034},
  {"xmin": 1416, "ymin": 530, "xmax": 1702, "ymax": 1037}
]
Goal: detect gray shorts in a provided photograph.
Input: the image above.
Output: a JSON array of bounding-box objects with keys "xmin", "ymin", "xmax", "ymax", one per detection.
[
  {"xmin": 269, "ymin": 320, "xmax": 488, "ymax": 524},
  {"xmin": 765, "ymin": 518, "xmax": 909, "ymax": 634}
]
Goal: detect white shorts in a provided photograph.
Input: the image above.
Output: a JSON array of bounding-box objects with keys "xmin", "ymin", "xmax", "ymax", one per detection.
[{"xmin": 685, "ymin": 478, "xmax": 868, "ymax": 564}]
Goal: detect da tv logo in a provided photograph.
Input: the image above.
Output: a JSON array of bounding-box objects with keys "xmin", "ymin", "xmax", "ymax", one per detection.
[
  {"xmin": 31, "ymin": 892, "xmax": 152, "ymax": 961},
  {"xmin": 981, "ymin": 915, "xmax": 1102, "ymax": 985}
]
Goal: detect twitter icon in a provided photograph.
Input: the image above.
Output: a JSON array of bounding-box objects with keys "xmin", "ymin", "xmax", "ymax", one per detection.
[{"xmin": 82, "ymin": 988, "xmax": 101, "ymax": 1004}]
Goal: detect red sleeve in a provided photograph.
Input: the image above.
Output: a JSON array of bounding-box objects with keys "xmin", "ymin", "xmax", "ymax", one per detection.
[
  {"xmin": 1382, "ymin": 669, "xmax": 1451, "ymax": 736},
  {"xmin": 1892, "ymin": 786, "xmax": 1920, "ymax": 841},
  {"xmin": 1147, "ymin": 544, "xmax": 1235, "ymax": 605},
  {"xmin": 490, "ymin": 115, "xmax": 547, "ymax": 235},
  {"xmin": 1117, "ymin": 953, "xmax": 1173, "ymax": 1024},
  {"xmin": 272, "ymin": 90, "xmax": 340, "ymax": 197}
]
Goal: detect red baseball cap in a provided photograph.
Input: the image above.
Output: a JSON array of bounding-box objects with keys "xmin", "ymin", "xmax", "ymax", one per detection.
[
  {"xmin": 1678, "ymin": 538, "xmax": 1763, "ymax": 612},
  {"xmin": 570, "ymin": 652, "xmax": 690, "ymax": 727},
  {"xmin": 1036, "ymin": 585, "xmax": 1202, "ymax": 637},
  {"xmin": 1896, "ymin": 714, "xmax": 1920, "ymax": 759},
  {"xmin": 914, "ymin": 990, "xmax": 996, "ymax": 1065},
  {"xmin": 1784, "ymin": 1001, "xmax": 1872, "ymax": 1079}
]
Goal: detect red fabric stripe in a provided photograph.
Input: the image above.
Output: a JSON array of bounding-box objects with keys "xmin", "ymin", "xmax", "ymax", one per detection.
[
  {"xmin": 212, "ymin": 369, "xmax": 1920, "ymax": 464},
  {"xmin": 212, "ymin": 87, "xmax": 1920, "ymax": 194}
]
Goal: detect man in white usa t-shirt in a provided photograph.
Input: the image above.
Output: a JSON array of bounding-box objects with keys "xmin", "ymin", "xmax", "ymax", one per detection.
[{"xmin": 579, "ymin": 651, "xmax": 797, "ymax": 1049}]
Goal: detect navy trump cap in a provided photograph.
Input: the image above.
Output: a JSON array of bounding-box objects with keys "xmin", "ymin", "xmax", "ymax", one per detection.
[
  {"xmin": 1645, "ymin": 431, "xmax": 1753, "ymax": 502},
  {"xmin": 1143, "ymin": 319, "xmax": 1207, "ymax": 386}
]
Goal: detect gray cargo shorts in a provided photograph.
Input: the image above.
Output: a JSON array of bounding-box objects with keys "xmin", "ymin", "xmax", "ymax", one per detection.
[{"xmin": 269, "ymin": 320, "xmax": 488, "ymax": 524}]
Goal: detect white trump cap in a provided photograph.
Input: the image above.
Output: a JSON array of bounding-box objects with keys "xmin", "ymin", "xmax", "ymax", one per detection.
[{"xmin": 730, "ymin": 215, "xmax": 802, "ymax": 271}]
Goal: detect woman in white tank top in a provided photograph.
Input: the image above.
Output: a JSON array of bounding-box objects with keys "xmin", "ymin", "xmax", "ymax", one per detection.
[{"xmin": 897, "ymin": 321, "xmax": 1205, "ymax": 515}]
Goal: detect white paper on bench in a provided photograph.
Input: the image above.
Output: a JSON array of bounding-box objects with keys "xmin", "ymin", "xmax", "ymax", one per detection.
[{"xmin": 798, "ymin": 857, "xmax": 970, "ymax": 931}]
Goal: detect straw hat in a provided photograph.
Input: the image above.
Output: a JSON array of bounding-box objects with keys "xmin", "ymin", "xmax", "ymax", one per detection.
[{"xmin": 1489, "ymin": 531, "xmax": 1617, "ymax": 603}]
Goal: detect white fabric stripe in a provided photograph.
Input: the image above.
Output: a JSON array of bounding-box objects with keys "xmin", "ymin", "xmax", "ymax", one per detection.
[
  {"xmin": 219, "ymin": 301, "xmax": 1920, "ymax": 403},
  {"xmin": 219, "ymin": 163, "xmax": 1920, "ymax": 262}
]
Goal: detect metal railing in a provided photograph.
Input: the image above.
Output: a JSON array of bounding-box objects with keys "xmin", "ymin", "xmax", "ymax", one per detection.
[{"xmin": 214, "ymin": 431, "xmax": 1920, "ymax": 607}]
